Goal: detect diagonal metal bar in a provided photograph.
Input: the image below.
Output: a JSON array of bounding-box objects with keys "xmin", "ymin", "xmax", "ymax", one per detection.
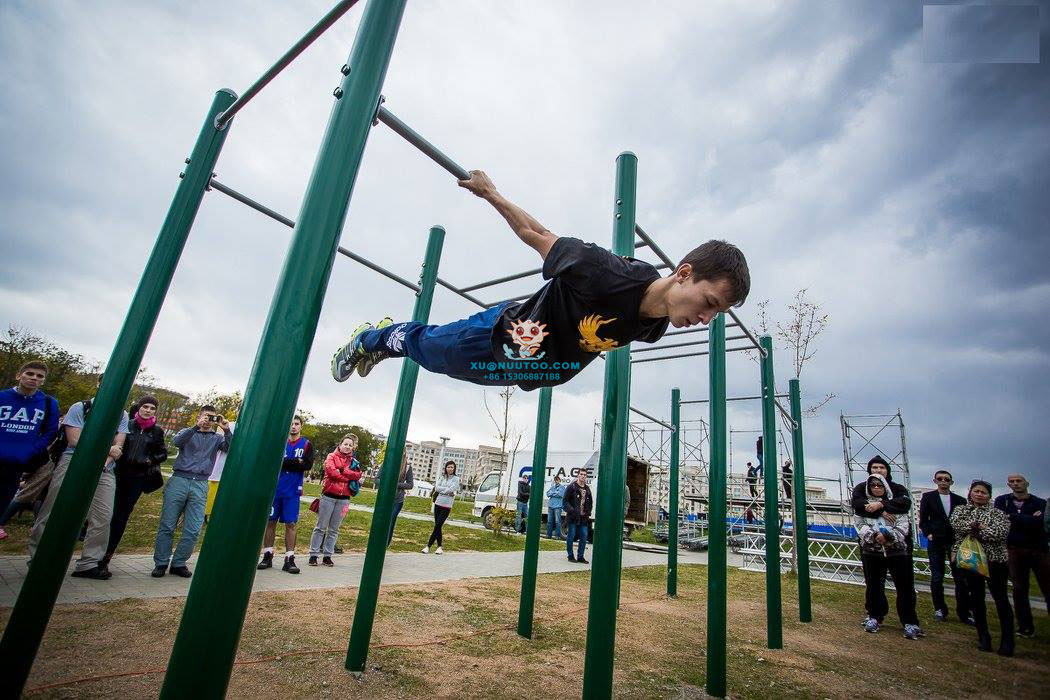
[
  {"xmin": 375, "ymin": 104, "xmax": 470, "ymax": 180},
  {"xmin": 209, "ymin": 177, "xmax": 422, "ymax": 293},
  {"xmin": 634, "ymin": 224, "xmax": 675, "ymax": 269},
  {"xmin": 216, "ymin": 0, "xmax": 361, "ymax": 129},
  {"xmin": 459, "ymin": 267, "xmax": 542, "ymax": 293},
  {"xmin": 629, "ymin": 405, "xmax": 674, "ymax": 431},
  {"xmin": 727, "ymin": 308, "xmax": 765, "ymax": 355}
]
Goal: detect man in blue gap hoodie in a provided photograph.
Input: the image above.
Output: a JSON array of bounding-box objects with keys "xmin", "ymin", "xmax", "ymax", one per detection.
[
  {"xmin": 0, "ymin": 361, "xmax": 60, "ymax": 540},
  {"xmin": 152, "ymin": 405, "xmax": 231, "ymax": 578}
]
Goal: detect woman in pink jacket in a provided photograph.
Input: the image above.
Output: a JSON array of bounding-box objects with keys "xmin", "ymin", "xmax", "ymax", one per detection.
[{"xmin": 308, "ymin": 434, "xmax": 362, "ymax": 566}]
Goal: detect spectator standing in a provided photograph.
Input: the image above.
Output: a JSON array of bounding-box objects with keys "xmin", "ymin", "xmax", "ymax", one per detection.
[
  {"xmin": 546, "ymin": 475, "xmax": 565, "ymax": 539},
  {"xmin": 855, "ymin": 474, "xmax": 923, "ymax": 640},
  {"xmin": 257, "ymin": 416, "xmax": 314, "ymax": 575},
  {"xmin": 423, "ymin": 460, "xmax": 459, "ymax": 554},
  {"xmin": 782, "ymin": 459, "xmax": 793, "ymax": 501},
  {"xmin": 103, "ymin": 396, "xmax": 168, "ymax": 571},
  {"xmin": 515, "ymin": 472, "xmax": 531, "ymax": 534},
  {"xmin": 951, "ymin": 479, "xmax": 1014, "ymax": 656},
  {"xmin": 308, "ymin": 434, "xmax": 361, "ymax": 566},
  {"xmin": 993, "ymin": 473, "xmax": 1050, "ymax": 639},
  {"xmin": 29, "ymin": 377, "xmax": 128, "ymax": 580},
  {"xmin": 564, "ymin": 469, "xmax": 593, "ymax": 563},
  {"xmin": 745, "ymin": 461, "xmax": 759, "ymax": 499},
  {"xmin": 152, "ymin": 406, "xmax": 230, "ymax": 578},
  {"xmin": 205, "ymin": 420, "xmax": 235, "ymax": 521},
  {"xmin": 0, "ymin": 361, "xmax": 60, "ymax": 540},
  {"xmin": 388, "ymin": 452, "xmax": 413, "ymax": 546},
  {"xmin": 918, "ymin": 470, "xmax": 971, "ymax": 623}
]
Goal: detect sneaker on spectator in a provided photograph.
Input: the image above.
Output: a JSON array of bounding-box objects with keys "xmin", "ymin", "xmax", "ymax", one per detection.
[
  {"xmin": 308, "ymin": 555, "xmax": 318, "ymax": 566},
  {"xmin": 436, "ymin": 546, "xmax": 443, "ymax": 554},
  {"xmin": 1018, "ymin": 627, "xmax": 1036, "ymax": 639},
  {"xmin": 322, "ymin": 556, "xmax": 334, "ymax": 567},
  {"xmin": 421, "ymin": 546, "xmax": 429, "ymax": 554},
  {"xmin": 934, "ymin": 610, "xmax": 948, "ymax": 622},
  {"xmin": 903, "ymin": 624, "xmax": 922, "ymax": 640},
  {"xmin": 864, "ymin": 618, "xmax": 880, "ymax": 634}
]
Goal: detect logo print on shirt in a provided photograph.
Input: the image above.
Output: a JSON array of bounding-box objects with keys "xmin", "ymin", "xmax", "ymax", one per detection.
[
  {"xmin": 503, "ymin": 318, "xmax": 548, "ymax": 360},
  {"xmin": 577, "ymin": 314, "xmax": 619, "ymax": 353}
]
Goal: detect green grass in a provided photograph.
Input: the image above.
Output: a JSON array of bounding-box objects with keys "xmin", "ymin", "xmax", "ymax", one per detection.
[{"xmin": 0, "ymin": 477, "xmax": 558, "ymax": 556}]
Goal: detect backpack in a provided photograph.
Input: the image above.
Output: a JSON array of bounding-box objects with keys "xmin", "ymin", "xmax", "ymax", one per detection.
[{"xmin": 46, "ymin": 399, "xmax": 92, "ymax": 464}]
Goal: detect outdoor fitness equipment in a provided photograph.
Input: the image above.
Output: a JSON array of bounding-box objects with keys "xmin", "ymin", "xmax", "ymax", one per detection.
[{"xmin": 0, "ymin": 2, "xmax": 807, "ymax": 698}]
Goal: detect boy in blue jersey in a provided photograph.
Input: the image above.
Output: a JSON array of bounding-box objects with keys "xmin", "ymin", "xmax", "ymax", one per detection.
[
  {"xmin": 331, "ymin": 170, "xmax": 750, "ymax": 390},
  {"xmin": 257, "ymin": 416, "xmax": 314, "ymax": 574},
  {"xmin": 0, "ymin": 361, "xmax": 60, "ymax": 540}
]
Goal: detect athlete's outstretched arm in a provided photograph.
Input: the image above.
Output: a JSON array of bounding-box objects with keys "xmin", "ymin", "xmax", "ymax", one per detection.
[{"xmin": 458, "ymin": 170, "xmax": 558, "ymax": 260}]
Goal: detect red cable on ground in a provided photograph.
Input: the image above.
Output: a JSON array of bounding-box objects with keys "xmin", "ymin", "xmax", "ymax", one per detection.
[{"xmin": 24, "ymin": 595, "xmax": 668, "ymax": 694}]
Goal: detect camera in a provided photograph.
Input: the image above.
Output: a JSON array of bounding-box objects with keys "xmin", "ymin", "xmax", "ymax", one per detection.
[{"xmin": 206, "ymin": 413, "xmax": 220, "ymax": 423}]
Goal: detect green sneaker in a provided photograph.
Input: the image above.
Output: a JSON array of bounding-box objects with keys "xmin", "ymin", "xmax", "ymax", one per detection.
[
  {"xmin": 358, "ymin": 317, "xmax": 395, "ymax": 377},
  {"xmin": 331, "ymin": 322, "xmax": 374, "ymax": 382}
]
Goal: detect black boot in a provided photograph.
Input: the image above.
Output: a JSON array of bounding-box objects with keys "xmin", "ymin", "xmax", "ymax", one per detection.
[
  {"xmin": 282, "ymin": 555, "xmax": 300, "ymax": 574},
  {"xmin": 977, "ymin": 633, "xmax": 993, "ymax": 652},
  {"xmin": 257, "ymin": 551, "xmax": 274, "ymax": 570},
  {"xmin": 998, "ymin": 632, "xmax": 1015, "ymax": 657}
]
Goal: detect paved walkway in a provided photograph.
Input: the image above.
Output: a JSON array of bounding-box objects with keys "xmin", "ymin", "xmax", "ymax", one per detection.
[{"xmin": 0, "ymin": 548, "xmax": 709, "ymax": 607}]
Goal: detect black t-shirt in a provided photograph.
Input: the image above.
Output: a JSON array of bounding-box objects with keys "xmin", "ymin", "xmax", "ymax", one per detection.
[{"xmin": 488, "ymin": 236, "xmax": 669, "ymax": 390}]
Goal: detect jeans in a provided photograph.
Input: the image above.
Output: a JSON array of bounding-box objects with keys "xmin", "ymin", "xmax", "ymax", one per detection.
[
  {"xmin": 153, "ymin": 475, "xmax": 208, "ymax": 568},
  {"xmin": 962, "ymin": 563, "xmax": 1014, "ymax": 651},
  {"xmin": 515, "ymin": 501, "xmax": 529, "ymax": 533},
  {"xmin": 547, "ymin": 507, "xmax": 563, "ymax": 538},
  {"xmin": 360, "ymin": 304, "xmax": 512, "ymax": 386},
  {"xmin": 28, "ymin": 452, "xmax": 116, "ymax": 572},
  {"xmin": 927, "ymin": 539, "xmax": 970, "ymax": 618},
  {"xmin": 1007, "ymin": 547, "xmax": 1050, "ymax": 632},
  {"xmin": 861, "ymin": 552, "xmax": 919, "ymax": 625},
  {"xmin": 566, "ymin": 520, "xmax": 588, "ymax": 560},
  {"xmin": 106, "ymin": 472, "xmax": 148, "ymax": 558},
  {"xmin": 309, "ymin": 494, "xmax": 349, "ymax": 556},
  {"xmin": 388, "ymin": 499, "xmax": 405, "ymax": 546}
]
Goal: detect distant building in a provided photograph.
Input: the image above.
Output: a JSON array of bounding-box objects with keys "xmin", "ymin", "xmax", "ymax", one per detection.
[{"xmin": 403, "ymin": 440, "xmax": 507, "ymax": 492}]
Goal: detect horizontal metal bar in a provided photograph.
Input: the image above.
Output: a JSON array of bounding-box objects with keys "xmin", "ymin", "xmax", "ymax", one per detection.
[
  {"xmin": 629, "ymin": 406, "xmax": 673, "ymax": 431},
  {"xmin": 209, "ymin": 177, "xmax": 420, "ymax": 293},
  {"xmin": 662, "ymin": 322, "xmax": 739, "ymax": 338},
  {"xmin": 376, "ymin": 105, "xmax": 470, "ymax": 181},
  {"xmin": 215, "ymin": 0, "xmax": 360, "ymax": 129},
  {"xmin": 459, "ymin": 267, "xmax": 542, "ymax": 293},
  {"xmin": 630, "ymin": 344, "xmax": 753, "ymax": 364},
  {"xmin": 680, "ymin": 394, "xmax": 788, "ymax": 405},
  {"xmin": 634, "ymin": 239, "xmax": 649, "ymax": 250},
  {"xmin": 630, "ymin": 334, "xmax": 747, "ymax": 354},
  {"xmin": 436, "ymin": 278, "xmax": 487, "ymax": 309},
  {"xmin": 634, "ymin": 224, "xmax": 675, "ymax": 269},
  {"xmin": 487, "ymin": 291, "xmax": 532, "ymax": 306}
]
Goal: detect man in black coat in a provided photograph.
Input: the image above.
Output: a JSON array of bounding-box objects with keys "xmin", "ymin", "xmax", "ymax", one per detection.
[
  {"xmin": 994, "ymin": 473, "xmax": 1050, "ymax": 638},
  {"xmin": 918, "ymin": 469, "xmax": 971, "ymax": 623},
  {"xmin": 563, "ymin": 469, "xmax": 593, "ymax": 564}
]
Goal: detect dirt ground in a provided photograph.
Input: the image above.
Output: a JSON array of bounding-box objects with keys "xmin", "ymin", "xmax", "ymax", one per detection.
[{"xmin": 8, "ymin": 564, "xmax": 1048, "ymax": 699}]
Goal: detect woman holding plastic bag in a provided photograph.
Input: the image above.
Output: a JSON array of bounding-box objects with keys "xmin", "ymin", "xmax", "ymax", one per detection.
[{"xmin": 950, "ymin": 479, "xmax": 1014, "ymax": 656}]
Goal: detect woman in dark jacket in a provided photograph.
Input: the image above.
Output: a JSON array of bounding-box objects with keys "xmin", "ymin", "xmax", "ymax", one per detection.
[
  {"xmin": 102, "ymin": 396, "xmax": 168, "ymax": 570},
  {"xmin": 950, "ymin": 479, "xmax": 1014, "ymax": 656}
]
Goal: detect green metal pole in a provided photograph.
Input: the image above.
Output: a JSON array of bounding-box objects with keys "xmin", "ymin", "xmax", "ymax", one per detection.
[
  {"xmin": 161, "ymin": 3, "xmax": 407, "ymax": 696},
  {"xmin": 0, "ymin": 88, "xmax": 236, "ymax": 696},
  {"xmin": 346, "ymin": 225, "xmax": 443, "ymax": 671},
  {"xmin": 667, "ymin": 388, "xmax": 680, "ymax": 597},
  {"xmin": 789, "ymin": 378, "xmax": 812, "ymax": 622},
  {"xmin": 582, "ymin": 151, "xmax": 636, "ymax": 700},
  {"xmin": 705, "ymin": 313, "xmax": 728, "ymax": 698},
  {"xmin": 760, "ymin": 335, "xmax": 783, "ymax": 649},
  {"xmin": 517, "ymin": 386, "xmax": 553, "ymax": 638}
]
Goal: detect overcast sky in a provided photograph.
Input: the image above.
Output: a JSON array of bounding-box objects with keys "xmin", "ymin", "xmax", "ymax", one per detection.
[{"xmin": 2, "ymin": 1, "xmax": 1047, "ymax": 497}]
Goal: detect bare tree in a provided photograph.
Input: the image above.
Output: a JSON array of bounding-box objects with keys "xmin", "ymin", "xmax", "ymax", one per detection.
[
  {"xmin": 745, "ymin": 290, "xmax": 835, "ymax": 417},
  {"xmin": 483, "ymin": 387, "xmax": 524, "ymax": 535}
]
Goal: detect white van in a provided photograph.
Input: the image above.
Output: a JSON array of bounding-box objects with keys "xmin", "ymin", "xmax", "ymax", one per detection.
[{"xmin": 472, "ymin": 449, "xmax": 650, "ymax": 532}]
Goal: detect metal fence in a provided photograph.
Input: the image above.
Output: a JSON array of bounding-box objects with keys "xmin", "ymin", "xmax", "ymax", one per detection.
[{"xmin": 736, "ymin": 530, "xmax": 945, "ymax": 585}]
